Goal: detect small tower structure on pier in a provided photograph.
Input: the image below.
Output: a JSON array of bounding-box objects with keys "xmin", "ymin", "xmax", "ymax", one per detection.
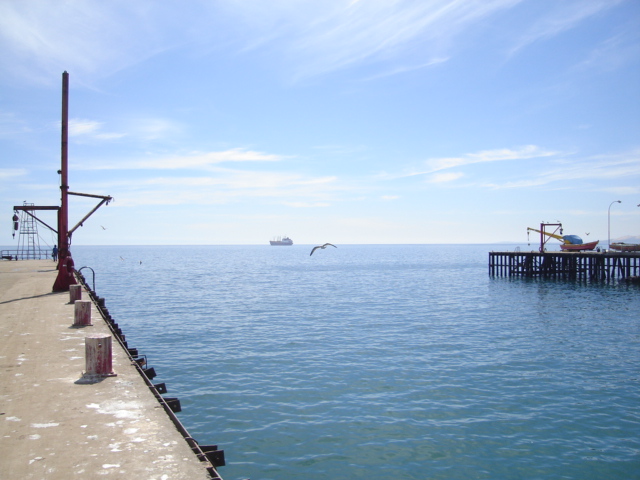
[{"xmin": 15, "ymin": 202, "xmax": 44, "ymax": 260}]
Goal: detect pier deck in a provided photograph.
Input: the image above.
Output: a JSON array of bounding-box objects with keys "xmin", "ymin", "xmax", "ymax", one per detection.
[
  {"xmin": 489, "ymin": 250, "xmax": 640, "ymax": 280},
  {"xmin": 0, "ymin": 260, "xmax": 220, "ymax": 479}
]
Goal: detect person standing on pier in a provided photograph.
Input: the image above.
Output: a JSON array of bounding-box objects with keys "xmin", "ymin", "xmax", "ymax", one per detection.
[{"xmin": 52, "ymin": 245, "xmax": 58, "ymax": 261}]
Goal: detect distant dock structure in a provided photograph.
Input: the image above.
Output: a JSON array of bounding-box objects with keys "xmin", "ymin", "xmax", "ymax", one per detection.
[{"xmin": 489, "ymin": 249, "xmax": 640, "ymax": 281}]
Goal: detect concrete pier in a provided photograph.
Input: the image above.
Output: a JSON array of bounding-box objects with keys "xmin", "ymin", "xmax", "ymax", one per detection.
[{"xmin": 0, "ymin": 260, "xmax": 220, "ymax": 479}]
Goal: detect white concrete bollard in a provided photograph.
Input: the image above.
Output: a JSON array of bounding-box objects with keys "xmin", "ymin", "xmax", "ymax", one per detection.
[
  {"xmin": 73, "ymin": 300, "xmax": 92, "ymax": 326},
  {"xmin": 69, "ymin": 284, "xmax": 82, "ymax": 303},
  {"xmin": 85, "ymin": 334, "xmax": 115, "ymax": 376}
]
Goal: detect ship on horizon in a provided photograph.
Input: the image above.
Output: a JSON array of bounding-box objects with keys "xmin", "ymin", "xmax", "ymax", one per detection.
[{"xmin": 270, "ymin": 236, "xmax": 293, "ymax": 246}]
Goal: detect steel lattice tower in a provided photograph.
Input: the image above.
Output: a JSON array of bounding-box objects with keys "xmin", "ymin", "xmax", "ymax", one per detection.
[{"xmin": 15, "ymin": 202, "xmax": 44, "ymax": 260}]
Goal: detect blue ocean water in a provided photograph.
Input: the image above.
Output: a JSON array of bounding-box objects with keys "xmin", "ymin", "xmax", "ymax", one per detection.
[{"xmin": 71, "ymin": 245, "xmax": 640, "ymax": 480}]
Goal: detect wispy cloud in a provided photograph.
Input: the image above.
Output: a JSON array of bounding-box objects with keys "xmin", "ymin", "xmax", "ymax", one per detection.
[
  {"xmin": 283, "ymin": 202, "xmax": 331, "ymax": 208},
  {"xmin": 132, "ymin": 118, "xmax": 183, "ymax": 141},
  {"xmin": 0, "ymin": 0, "xmax": 624, "ymax": 85},
  {"xmin": 0, "ymin": 111, "xmax": 31, "ymax": 136},
  {"xmin": 427, "ymin": 172, "xmax": 465, "ymax": 184},
  {"xmin": 66, "ymin": 117, "xmax": 185, "ymax": 142},
  {"xmin": 426, "ymin": 145, "xmax": 557, "ymax": 173},
  {"xmin": 381, "ymin": 145, "xmax": 557, "ymax": 180},
  {"xmin": 485, "ymin": 150, "xmax": 640, "ymax": 189},
  {"xmin": 0, "ymin": 1, "xmax": 163, "ymax": 84},
  {"xmin": 569, "ymin": 27, "xmax": 640, "ymax": 75},
  {"xmin": 361, "ymin": 57, "xmax": 450, "ymax": 81},
  {"xmin": 0, "ymin": 168, "xmax": 28, "ymax": 180},
  {"xmin": 94, "ymin": 168, "xmax": 342, "ymax": 207},
  {"xmin": 284, "ymin": 0, "xmax": 521, "ymax": 80},
  {"xmin": 69, "ymin": 119, "xmax": 103, "ymax": 136},
  {"xmin": 508, "ymin": 0, "xmax": 623, "ymax": 57},
  {"xmin": 76, "ymin": 148, "xmax": 286, "ymax": 171},
  {"xmin": 377, "ymin": 146, "xmax": 640, "ymax": 193}
]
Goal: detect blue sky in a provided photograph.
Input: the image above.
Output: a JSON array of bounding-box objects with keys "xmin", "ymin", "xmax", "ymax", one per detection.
[{"xmin": 1, "ymin": 0, "xmax": 639, "ymax": 245}]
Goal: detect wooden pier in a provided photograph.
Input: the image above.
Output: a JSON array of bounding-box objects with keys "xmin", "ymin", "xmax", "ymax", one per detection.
[{"xmin": 489, "ymin": 250, "xmax": 640, "ymax": 281}]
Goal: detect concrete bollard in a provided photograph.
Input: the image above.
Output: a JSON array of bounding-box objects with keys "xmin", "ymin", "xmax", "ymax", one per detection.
[
  {"xmin": 73, "ymin": 300, "xmax": 92, "ymax": 326},
  {"xmin": 85, "ymin": 334, "xmax": 115, "ymax": 376},
  {"xmin": 69, "ymin": 284, "xmax": 82, "ymax": 303}
]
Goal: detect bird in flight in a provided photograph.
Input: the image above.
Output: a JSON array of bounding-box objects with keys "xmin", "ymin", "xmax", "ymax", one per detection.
[{"xmin": 310, "ymin": 243, "xmax": 337, "ymax": 256}]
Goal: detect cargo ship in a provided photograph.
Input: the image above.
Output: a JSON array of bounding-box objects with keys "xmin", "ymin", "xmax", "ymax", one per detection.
[{"xmin": 270, "ymin": 236, "xmax": 293, "ymax": 246}]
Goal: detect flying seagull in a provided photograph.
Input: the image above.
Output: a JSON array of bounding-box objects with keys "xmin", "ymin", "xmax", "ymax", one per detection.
[{"xmin": 310, "ymin": 243, "xmax": 337, "ymax": 256}]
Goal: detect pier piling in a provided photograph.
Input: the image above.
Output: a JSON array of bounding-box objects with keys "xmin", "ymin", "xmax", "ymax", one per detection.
[{"xmin": 489, "ymin": 250, "xmax": 640, "ymax": 281}]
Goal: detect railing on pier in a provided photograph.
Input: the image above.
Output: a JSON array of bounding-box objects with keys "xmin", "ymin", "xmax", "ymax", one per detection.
[
  {"xmin": 489, "ymin": 250, "xmax": 640, "ymax": 281},
  {"xmin": 1, "ymin": 248, "xmax": 52, "ymax": 261}
]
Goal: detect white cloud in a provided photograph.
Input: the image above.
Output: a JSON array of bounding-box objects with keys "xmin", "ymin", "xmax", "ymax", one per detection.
[
  {"xmin": 283, "ymin": 202, "xmax": 331, "ymax": 208},
  {"xmin": 426, "ymin": 145, "xmax": 556, "ymax": 172},
  {"xmin": 0, "ymin": 111, "xmax": 31, "ymax": 136},
  {"xmin": 0, "ymin": 168, "xmax": 28, "ymax": 180},
  {"xmin": 427, "ymin": 172, "xmax": 464, "ymax": 183},
  {"xmin": 66, "ymin": 118, "xmax": 126, "ymax": 141},
  {"xmin": 570, "ymin": 27, "xmax": 640, "ymax": 75},
  {"xmin": 282, "ymin": 0, "xmax": 521, "ymax": 80},
  {"xmin": 0, "ymin": 1, "xmax": 173, "ymax": 84},
  {"xmin": 381, "ymin": 145, "xmax": 558, "ymax": 180},
  {"xmin": 82, "ymin": 148, "xmax": 287, "ymax": 170},
  {"xmin": 69, "ymin": 119, "xmax": 102, "ymax": 136},
  {"xmin": 131, "ymin": 118, "xmax": 182, "ymax": 141},
  {"xmin": 81, "ymin": 164, "xmax": 344, "ymax": 207},
  {"xmin": 485, "ymin": 150, "xmax": 640, "ymax": 189},
  {"xmin": 361, "ymin": 57, "xmax": 450, "ymax": 81},
  {"xmin": 65, "ymin": 116, "xmax": 186, "ymax": 142},
  {"xmin": 0, "ymin": 0, "xmax": 623, "ymax": 85}
]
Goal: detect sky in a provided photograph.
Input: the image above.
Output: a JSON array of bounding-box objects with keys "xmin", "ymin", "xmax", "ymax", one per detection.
[{"xmin": 1, "ymin": 0, "xmax": 639, "ymax": 246}]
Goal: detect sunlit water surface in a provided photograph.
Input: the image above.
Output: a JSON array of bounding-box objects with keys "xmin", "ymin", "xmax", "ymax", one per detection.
[{"xmin": 72, "ymin": 245, "xmax": 640, "ymax": 480}]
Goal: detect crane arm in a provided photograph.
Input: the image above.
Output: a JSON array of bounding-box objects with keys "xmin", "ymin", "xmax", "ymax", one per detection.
[{"xmin": 527, "ymin": 227, "xmax": 568, "ymax": 242}]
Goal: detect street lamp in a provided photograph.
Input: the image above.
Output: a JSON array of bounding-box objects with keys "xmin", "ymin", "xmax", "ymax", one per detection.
[{"xmin": 608, "ymin": 200, "xmax": 621, "ymax": 249}]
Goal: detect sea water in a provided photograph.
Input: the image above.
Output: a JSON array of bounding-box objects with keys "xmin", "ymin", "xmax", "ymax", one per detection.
[{"xmin": 70, "ymin": 244, "xmax": 640, "ymax": 480}]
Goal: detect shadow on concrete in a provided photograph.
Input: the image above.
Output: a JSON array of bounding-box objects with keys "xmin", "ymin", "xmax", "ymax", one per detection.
[
  {"xmin": 0, "ymin": 291, "xmax": 64, "ymax": 305},
  {"xmin": 75, "ymin": 374, "xmax": 108, "ymax": 385}
]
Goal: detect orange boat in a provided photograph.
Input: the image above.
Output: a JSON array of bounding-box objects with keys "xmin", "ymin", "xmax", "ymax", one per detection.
[{"xmin": 560, "ymin": 240, "xmax": 599, "ymax": 251}]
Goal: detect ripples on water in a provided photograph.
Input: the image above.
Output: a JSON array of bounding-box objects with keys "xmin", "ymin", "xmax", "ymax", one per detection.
[{"xmin": 73, "ymin": 245, "xmax": 640, "ymax": 480}]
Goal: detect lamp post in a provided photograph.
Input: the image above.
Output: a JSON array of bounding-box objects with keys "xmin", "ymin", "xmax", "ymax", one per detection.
[{"xmin": 608, "ymin": 200, "xmax": 621, "ymax": 250}]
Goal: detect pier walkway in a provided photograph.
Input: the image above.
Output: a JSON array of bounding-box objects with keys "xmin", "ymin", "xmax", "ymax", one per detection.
[{"xmin": 0, "ymin": 260, "xmax": 220, "ymax": 479}]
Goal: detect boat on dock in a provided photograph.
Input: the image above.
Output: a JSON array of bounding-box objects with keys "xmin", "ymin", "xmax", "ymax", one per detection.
[
  {"xmin": 560, "ymin": 240, "xmax": 599, "ymax": 251},
  {"xmin": 270, "ymin": 236, "xmax": 293, "ymax": 246},
  {"xmin": 610, "ymin": 242, "xmax": 640, "ymax": 252},
  {"xmin": 527, "ymin": 223, "xmax": 599, "ymax": 252}
]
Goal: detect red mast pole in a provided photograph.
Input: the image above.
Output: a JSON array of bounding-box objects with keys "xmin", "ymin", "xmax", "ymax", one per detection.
[{"xmin": 52, "ymin": 71, "xmax": 76, "ymax": 291}]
